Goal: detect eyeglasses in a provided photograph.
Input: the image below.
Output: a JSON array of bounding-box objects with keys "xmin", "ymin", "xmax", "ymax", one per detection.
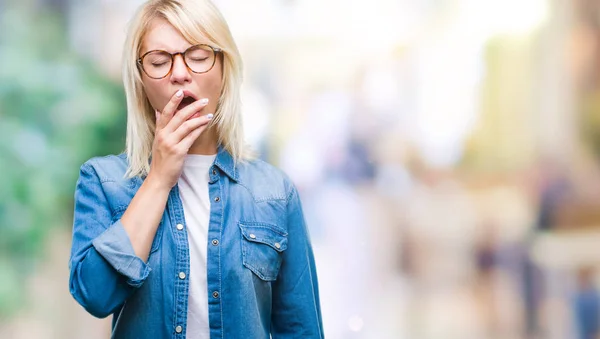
[{"xmin": 137, "ymin": 44, "xmax": 222, "ymax": 79}]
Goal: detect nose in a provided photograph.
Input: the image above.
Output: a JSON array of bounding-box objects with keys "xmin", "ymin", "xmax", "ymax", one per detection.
[{"xmin": 169, "ymin": 54, "xmax": 191, "ymax": 84}]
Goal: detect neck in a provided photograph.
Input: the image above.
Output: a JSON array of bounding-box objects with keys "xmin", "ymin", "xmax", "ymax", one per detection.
[{"xmin": 188, "ymin": 128, "xmax": 218, "ymax": 155}]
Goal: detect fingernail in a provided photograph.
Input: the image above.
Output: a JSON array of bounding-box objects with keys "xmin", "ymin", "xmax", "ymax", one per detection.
[
  {"xmin": 155, "ymin": 110, "xmax": 160, "ymax": 120},
  {"xmin": 176, "ymin": 89, "xmax": 183, "ymax": 97},
  {"xmin": 206, "ymin": 113, "xmax": 214, "ymax": 120},
  {"xmin": 200, "ymin": 98, "xmax": 209, "ymax": 105}
]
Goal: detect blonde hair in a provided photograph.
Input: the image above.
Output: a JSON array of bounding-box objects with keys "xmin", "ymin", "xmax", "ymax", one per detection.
[{"xmin": 122, "ymin": 0, "xmax": 254, "ymax": 178}]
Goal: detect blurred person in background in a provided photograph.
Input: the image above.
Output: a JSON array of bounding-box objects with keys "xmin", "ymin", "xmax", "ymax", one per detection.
[
  {"xmin": 573, "ymin": 267, "xmax": 600, "ymax": 339},
  {"xmin": 474, "ymin": 223, "xmax": 500, "ymax": 337},
  {"xmin": 523, "ymin": 159, "xmax": 571, "ymax": 338},
  {"xmin": 67, "ymin": 0, "xmax": 323, "ymax": 338}
]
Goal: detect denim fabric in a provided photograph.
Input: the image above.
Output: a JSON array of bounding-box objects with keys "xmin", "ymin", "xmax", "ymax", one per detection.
[{"xmin": 69, "ymin": 147, "xmax": 324, "ymax": 338}]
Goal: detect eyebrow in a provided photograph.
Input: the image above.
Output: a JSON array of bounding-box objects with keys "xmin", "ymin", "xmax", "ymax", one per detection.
[
  {"xmin": 141, "ymin": 40, "xmax": 217, "ymax": 56},
  {"xmin": 141, "ymin": 44, "xmax": 192, "ymax": 54}
]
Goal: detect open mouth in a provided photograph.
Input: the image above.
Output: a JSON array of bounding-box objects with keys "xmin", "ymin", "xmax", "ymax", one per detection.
[{"xmin": 177, "ymin": 95, "xmax": 196, "ymax": 111}]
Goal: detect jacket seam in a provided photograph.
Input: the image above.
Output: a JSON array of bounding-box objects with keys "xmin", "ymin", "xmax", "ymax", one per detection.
[{"xmin": 236, "ymin": 180, "xmax": 287, "ymax": 202}]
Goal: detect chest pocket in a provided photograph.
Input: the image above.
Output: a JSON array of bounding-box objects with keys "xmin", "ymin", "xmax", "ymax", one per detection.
[{"xmin": 239, "ymin": 221, "xmax": 288, "ymax": 281}]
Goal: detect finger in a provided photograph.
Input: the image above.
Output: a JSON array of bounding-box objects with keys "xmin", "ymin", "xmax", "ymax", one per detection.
[
  {"xmin": 171, "ymin": 113, "xmax": 213, "ymax": 142},
  {"xmin": 179, "ymin": 121, "xmax": 210, "ymax": 151},
  {"xmin": 164, "ymin": 98, "xmax": 209, "ymax": 132},
  {"xmin": 157, "ymin": 89, "xmax": 185, "ymax": 129}
]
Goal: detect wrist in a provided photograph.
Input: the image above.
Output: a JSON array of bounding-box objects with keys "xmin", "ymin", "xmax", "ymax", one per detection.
[{"xmin": 145, "ymin": 172, "xmax": 173, "ymax": 194}]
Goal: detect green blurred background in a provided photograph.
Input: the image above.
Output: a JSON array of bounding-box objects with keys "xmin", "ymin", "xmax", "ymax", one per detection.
[{"xmin": 0, "ymin": 0, "xmax": 126, "ymax": 319}]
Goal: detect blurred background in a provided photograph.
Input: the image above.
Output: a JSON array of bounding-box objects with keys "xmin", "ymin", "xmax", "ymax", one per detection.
[{"xmin": 2, "ymin": 0, "xmax": 600, "ymax": 338}]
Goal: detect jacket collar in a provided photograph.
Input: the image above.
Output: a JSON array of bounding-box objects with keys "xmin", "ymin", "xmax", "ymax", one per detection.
[{"xmin": 213, "ymin": 145, "xmax": 238, "ymax": 182}]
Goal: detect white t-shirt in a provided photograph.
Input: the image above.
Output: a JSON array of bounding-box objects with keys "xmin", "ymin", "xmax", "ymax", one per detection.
[{"xmin": 177, "ymin": 154, "xmax": 217, "ymax": 339}]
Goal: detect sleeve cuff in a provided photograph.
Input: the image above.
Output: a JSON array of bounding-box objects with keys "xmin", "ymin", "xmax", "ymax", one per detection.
[{"xmin": 92, "ymin": 219, "xmax": 151, "ymax": 288}]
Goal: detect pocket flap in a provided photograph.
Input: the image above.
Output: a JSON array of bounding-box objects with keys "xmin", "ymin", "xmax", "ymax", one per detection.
[{"xmin": 239, "ymin": 222, "xmax": 288, "ymax": 252}]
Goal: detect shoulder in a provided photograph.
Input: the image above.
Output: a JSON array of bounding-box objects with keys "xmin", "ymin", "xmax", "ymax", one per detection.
[
  {"xmin": 76, "ymin": 153, "xmax": 142, "ymax": 213},
  {"xmin": 235, "ymin": 158, "xmax": 297, "ymax": 202},
  {"xmin": 79, "ymin": 153, "xmax": 132, "ymax": 184}
]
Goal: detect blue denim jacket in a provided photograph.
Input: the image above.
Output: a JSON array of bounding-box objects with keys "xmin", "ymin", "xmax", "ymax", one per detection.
[{"xmin": 68, "ymin": 147, "xmax": 324, "ymax": 338}]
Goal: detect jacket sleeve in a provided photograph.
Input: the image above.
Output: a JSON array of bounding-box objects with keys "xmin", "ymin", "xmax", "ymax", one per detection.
[
  {"xmin": 68, "ymin": 162, "xmax": 151, "ymax": 318},
  {"xmin": 271, "ymin": 186, "xmax": 324, "ymax": 338}
]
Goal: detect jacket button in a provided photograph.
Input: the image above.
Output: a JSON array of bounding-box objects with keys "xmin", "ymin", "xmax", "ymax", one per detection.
[
  {"xmin": 178, "ymin": 272, "xmax": 186, "ymax": 280},
  {"xmin": 212, "ymin": 169, "xmax": 217, "ymax": 176},
  {"xmin": 176, "ymin": 223, "xmax": 184, "ymax": 230},
  {"xmin": 214, "ymin": 196, "xmax": 220, "ymax": 202},
  {"xmin": 249, "ymin": 233, "xmax": 256, "ymax": 239},
  {"xmin": 212, "ymin": 239, "xmax": 219, "ymax": 246},
  {"xmin": 212, "ymin": 291, "xmax": 219, "ymax": 298},
  {"xmin": 175, "ymin": 326, "xmax": 183, "ymax": 333},
  {"xmin": 274, "ymin": 242, "xmax": 281, "ymax": 249}
]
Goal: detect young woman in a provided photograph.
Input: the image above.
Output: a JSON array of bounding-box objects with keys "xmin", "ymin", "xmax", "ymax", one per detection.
[{"xmin": 68, "ymin": 1, "xmax": 324, "ymax": 338}]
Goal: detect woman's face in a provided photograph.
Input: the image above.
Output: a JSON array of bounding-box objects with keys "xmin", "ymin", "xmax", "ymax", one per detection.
[{"xmin": 140, "ymin": 18, "xmax": 222, "ymax": 116}]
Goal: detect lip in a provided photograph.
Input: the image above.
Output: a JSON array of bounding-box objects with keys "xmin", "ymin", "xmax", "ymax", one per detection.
[{"xmin": 181, "ymin": 90, "xmax": 198, "ymax": 101}]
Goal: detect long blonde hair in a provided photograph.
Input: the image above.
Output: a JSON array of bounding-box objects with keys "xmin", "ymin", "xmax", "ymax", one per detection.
[{"xmin": 122, "ymin": 0, "xmax": 253, "ymax": 178}]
